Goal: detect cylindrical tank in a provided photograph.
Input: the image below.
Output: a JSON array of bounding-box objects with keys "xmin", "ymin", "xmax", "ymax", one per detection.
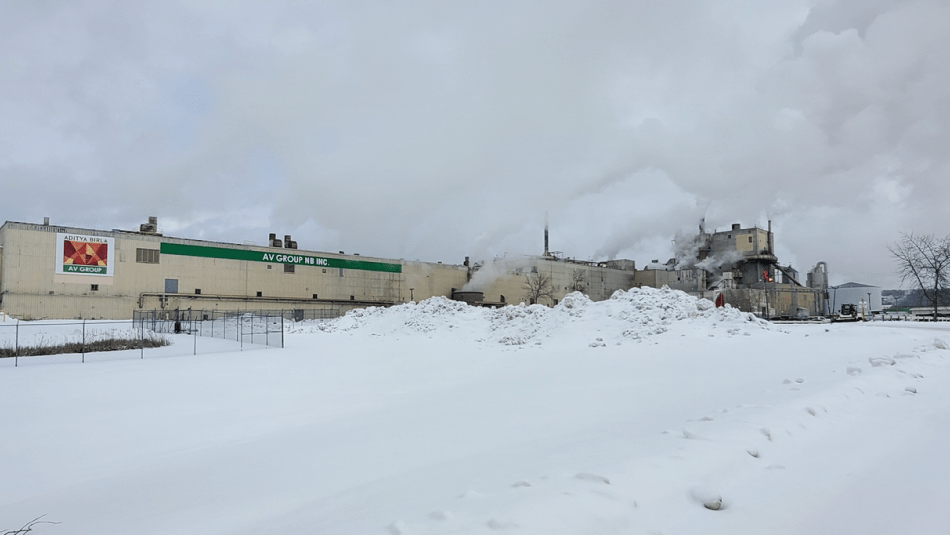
[{"xmin": 451, "ymin": 291, "xmax": 484, "ymax": 306}]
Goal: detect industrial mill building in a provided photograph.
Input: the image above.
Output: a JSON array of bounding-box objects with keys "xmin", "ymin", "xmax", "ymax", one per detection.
[{"xmin": 0, "ymin": 216, "xmax": 827, "ymax": 320}]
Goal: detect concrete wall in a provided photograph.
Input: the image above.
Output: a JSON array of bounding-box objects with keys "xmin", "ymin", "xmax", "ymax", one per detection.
[
  {"xmin": 720, "ymin": 284, "xmax": 821, "ymax": 317},
  {"xmin": 708, "ymin": 227, "xmax": 770, "ymax": 257},
  {"xmin": 444, "ymin": 256, "xmax": 636, "ymax": 306},
  {"xmin": 634, "ymin": 268, "xmax": 705, "ymax": 293}
]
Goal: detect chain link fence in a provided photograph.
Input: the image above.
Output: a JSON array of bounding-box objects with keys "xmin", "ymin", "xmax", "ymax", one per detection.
[
  {"xmin": 1, "ymin": 310, "xmax": 292, "ymax": 367},
  {"xmin": 132, "ymin": 310, "xmax": 285, "ymax": 349},
  {"xmin": 0, "ymin": 319, "xmax": 169, "ymax": 367}
]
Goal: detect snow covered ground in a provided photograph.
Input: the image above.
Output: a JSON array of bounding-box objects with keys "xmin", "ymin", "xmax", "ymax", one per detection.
[{"xmin": 2, "ymin": 287, "xmax": 949, "ymax": 534}]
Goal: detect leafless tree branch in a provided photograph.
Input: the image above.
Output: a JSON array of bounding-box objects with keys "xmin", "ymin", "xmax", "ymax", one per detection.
[
  {"xmin": 522, "ymin": 271, "xmax": 555, "ymax": 305},
  {"xmin": 570, "ymin": 269, "xmax": 587, "ymax": 293},
  {"xmin": 2, "ymin": 515, "xmax": 61, "ymax": 535},
  {"xmin": 889, "ymin": 232, "xmax": 950, "ymax": 319}
]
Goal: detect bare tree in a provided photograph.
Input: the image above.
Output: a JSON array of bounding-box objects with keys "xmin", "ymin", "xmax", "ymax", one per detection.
[
  {"xmin": 570, "ymin": 269, "xmax": 586, "ymax": 293},
  {"xmin": 3, "ymin": 515, "xmax": 60, "ymax": 535},
  {"xmin": 889, "ymin": 232, "xmax": 950, "ymax": 319},
  {"xmin": 522, "ymin": 271, "xmax": 555, "ymax": 305}
]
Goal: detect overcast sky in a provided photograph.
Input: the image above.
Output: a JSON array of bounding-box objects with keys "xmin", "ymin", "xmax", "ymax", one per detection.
[{"xmin": 2, "ymin": 0, "xmax": 947, "ymax": 288}]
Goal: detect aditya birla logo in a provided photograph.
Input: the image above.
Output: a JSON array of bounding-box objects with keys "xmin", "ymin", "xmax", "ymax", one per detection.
[{"xmin": 63, "ymin": 240, "xmax": 108, "ymax": 266}]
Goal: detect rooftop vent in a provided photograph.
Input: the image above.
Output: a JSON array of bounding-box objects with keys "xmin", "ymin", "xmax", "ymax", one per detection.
[
  {"xmin": 139, "ymin": 216, "xmax": 160, "ymax": 235},
  {"xmin": 269, "ymin": 233, "xmax": 282, "ymax": 247}
]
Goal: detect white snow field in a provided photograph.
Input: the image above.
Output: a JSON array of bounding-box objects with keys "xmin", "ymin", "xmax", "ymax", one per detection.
[{"xmin": 2, "ymin": 287, "xmax": 950, "ymax": 534}]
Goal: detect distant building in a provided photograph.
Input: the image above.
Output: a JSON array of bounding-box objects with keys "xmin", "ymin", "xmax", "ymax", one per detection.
[{"xmin": 829, "ymin": 283, "xmax": 883, "ymax": 314}]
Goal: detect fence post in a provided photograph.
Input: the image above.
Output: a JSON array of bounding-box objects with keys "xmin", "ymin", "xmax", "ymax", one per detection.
[
  {"xmin": 281, "ymin": 315, "xmax": 284, "ymax": 349},
  {"xmin": 14, "ymin": 319, "xmax": 19, "ymax": 368},
  {"xmin": 82, "ymin": 319, "xmax": 86, "ymax": 364},
  {"xmin": 194, "ymin": 323, "xmax": 197, "ymax": 355},
  {"xmin": 240, "ymin": 315, "xmax": 243, "ymax": 351},
  {"xmin": 140, "ymin": 319, "xmax": 144, "ymax": 359}
]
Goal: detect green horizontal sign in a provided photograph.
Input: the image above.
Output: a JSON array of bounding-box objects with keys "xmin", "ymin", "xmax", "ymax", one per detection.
[
  {"xmin": 63, "ymin": 265, "xmax": 107, "ymax": 274},
  {"xmin": 159, "ymin": 243, "xmax": 402, "ymax": 273}
]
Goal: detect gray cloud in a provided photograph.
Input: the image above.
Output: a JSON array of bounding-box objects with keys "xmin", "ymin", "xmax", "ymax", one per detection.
[{"xmin": 1, "ymin": 0, "xmax": 947, "ymax": 288}]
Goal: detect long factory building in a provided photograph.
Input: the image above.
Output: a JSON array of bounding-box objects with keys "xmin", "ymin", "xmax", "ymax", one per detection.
[{"xmin": 0, "ymin": 217, "xmax": 827, "ymax": 320}]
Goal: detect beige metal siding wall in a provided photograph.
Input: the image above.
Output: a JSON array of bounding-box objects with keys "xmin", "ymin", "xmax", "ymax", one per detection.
[
  {"xmin": 0, "ymin": 222, "xmax": 475, "ymax": 319},
  {"xmin": 0, "ymin": 221, "xmax": 645, "ymax": 318},
  {"xmin": 0, "ymin": 224, "xmax": 142, "ymax": 319},
  {"xmin": 135, "ymin": 240, "xmax": 464, "ymax": 314},
  {"xmin": 401, "ymin": 261, "xmax": 470, "ymax": 302}
]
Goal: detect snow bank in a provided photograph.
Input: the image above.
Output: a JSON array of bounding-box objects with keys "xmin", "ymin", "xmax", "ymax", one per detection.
[{"xmin": 299, "ymin": 286, "xmax": 772, "ymax": 346}]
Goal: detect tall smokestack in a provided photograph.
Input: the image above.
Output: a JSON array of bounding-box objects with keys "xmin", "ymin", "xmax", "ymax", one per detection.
[{"xmin": 544, "ymin": 212, "xmax": 550, "ymax": 257}]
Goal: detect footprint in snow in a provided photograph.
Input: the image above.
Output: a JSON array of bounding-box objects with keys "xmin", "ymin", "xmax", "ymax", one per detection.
[
  {"xmin": 689, "ymin": 486, "xmax": 725, "ymax": 511},
  {"xmin": 575, "ymin": 472, "xmax": 611, "ymax": 484},
  {"xmin": 486, "ymin": 518, "xmax": 518, "ymax": 530},
  {"xmin": 428, "ymin": 510, "xmax": 454, "ymax": 521},
  {"xmin": 869, "ymin": 356, "xmax": 896, "ymax": 367}
]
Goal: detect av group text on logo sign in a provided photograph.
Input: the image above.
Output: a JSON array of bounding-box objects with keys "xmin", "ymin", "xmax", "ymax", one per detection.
[{"xmin": 55, "ymin": 233, "xmax": 115, "ymax": 277}]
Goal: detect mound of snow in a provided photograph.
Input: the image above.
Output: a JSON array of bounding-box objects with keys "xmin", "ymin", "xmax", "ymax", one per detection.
[{"xmin": 301, "ymin": 287, "xmax": 773, "ymax": 346}]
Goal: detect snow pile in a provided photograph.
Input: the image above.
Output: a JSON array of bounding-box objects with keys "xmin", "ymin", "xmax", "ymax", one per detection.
[
  {"xmin": 303, "ymin": 286, "xmax": 773, "ymax": 346},
  {"xmin": 309, "ymin": 297, "xmax": 473, "ymax": 335},
  {"xmin": 4, "ymin": 302, "xmax": 950, "ymax": 534}
]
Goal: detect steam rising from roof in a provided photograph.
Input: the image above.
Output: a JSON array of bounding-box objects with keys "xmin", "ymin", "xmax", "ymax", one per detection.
[{"xmin": 1, "ymin": 1, "xmax": 948, "ymax": 288}]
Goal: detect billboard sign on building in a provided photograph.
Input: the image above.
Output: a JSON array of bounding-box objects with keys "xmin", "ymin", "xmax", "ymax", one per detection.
[{"xmin": 55, "ymin": 233, "xmax": 115, "ymax": 277}]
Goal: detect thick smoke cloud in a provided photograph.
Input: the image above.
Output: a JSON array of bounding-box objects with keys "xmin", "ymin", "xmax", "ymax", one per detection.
[{"xmin": 1, "ymin": 0, "xmax": 947, "ymax": 288}]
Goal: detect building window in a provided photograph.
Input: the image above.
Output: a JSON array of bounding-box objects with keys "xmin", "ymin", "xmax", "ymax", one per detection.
[
  {"xmin": 322, "ymin": 268, "xmax": 327, "ymax": 273},
  {"xmin": 91, "ymin": 284, "xmax": 99, "ymax": 291},
  {"xmin": 136, "ymin": 248, "xmax": 160, "ymax": 264},
  {"xmin": 312, "ymin": 294, "xmax": 318, "ymax": 299},
  {"xmin": 284, "ymin": 264, "xmax": 295, "ymax": 273},
  {"xmin": 195, "ymin": 289, "xmax": 201, "ymax": 295},
  {"xmin": 350, "ymin": 295, "xmax": 355, "ymax": 300},
  {"xmin": 267, "ymin": 265, "xmax": 272, "ymax": 269},
  {"xmin": 256, "ymin": 291, "xmax": 263, "ymax": 297},
  {"xmin": 748, "ymin": 236, "xmax": 753, "ymax": 243}
]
